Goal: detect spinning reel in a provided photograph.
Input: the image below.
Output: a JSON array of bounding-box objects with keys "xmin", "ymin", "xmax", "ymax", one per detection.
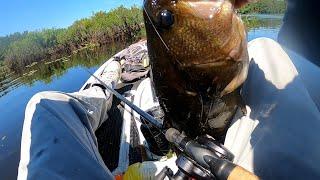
[{"xmin": 155, "ymin": 128, "xmax": 237, "ymax": 180}]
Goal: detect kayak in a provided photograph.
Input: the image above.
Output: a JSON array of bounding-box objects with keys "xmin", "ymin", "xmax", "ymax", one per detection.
[{"xmin": 81, "ymin": 40, "xmax": 178, "ymax": 178}]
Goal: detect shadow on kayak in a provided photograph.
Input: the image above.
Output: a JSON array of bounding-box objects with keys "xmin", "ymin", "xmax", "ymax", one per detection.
[{"xmin": 240, "ymin": 61, "xmax": 320, "ymax": 179}]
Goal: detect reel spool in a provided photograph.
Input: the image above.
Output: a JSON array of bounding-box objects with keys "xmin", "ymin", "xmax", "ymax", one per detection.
[{"xmin": 158, "ymin": 133, "xmax": 235, "ymax": 179}]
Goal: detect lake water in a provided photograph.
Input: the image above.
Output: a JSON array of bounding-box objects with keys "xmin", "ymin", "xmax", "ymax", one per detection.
[{"xmin": 0, "ymin": 14, "xmax": 283, "ymax": 179}]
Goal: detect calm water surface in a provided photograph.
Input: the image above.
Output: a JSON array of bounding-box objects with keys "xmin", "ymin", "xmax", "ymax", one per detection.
[{"xmin": 0, "ymin": 15, "xmax": 283, "ymax": 179}]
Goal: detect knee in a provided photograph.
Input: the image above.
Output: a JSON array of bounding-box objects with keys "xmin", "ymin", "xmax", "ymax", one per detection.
[
  {"xmin": 248, "ymin": 38, "xmax": 287, "ymax": 65},
  {"xmin": 248, "ymin": 38, "xmax": 283, "ymax": 54},
  {"xmin": 247, "ymin": 37, "xmax": 297, "ymax": 90},
  {"xmin": 26, "ymin": 91, "xmax": 60, "ymax": 109}
]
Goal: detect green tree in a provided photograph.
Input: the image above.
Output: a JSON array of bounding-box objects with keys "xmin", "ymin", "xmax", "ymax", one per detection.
[
  {"xmin": 239, "ymin": 0, "xmax": 287, "ymax": 14},
  {"xmin": 1, "ymin": 6, "xmax": 144, "ymax": 72}
]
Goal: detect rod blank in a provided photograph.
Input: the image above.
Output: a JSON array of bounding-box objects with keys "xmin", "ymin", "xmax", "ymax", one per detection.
[{"xmin": 87, "ymin": 70, "xmax": 163, "ymax": 129}]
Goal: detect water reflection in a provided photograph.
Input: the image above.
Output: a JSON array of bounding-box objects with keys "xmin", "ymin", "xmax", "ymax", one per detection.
[
  {"xmin": 243, "ymin": 14, "xmax": 283, "ymax": 30},
  {"xmin": 0, "ymin": 42, "xmax": 129, "ymax": 97},
  {"xmin": 244, "ymin": 14, "xmax": 283, "ymax": 41}
]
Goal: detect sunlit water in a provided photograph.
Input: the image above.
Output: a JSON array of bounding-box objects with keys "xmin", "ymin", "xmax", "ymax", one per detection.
[{"xmin": 0, "ymin": 15, "xmax": 282, "ymax": 179}]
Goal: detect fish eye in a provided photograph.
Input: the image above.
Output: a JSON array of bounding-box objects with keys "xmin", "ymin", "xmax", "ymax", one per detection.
[{"xmin": 158, "ymin": 9, "xmax": 174, "ymax": 28}]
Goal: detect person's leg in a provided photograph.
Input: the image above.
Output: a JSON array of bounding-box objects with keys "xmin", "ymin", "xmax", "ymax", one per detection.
[
  {"xmin": 224, "ymin": 38, "xmax": 320, "ymax": 179},
  {"xmin": 18, "ymin": 61, "xmax": 120, "ymax": 180},
  {"xmin": 286, "ymin": 49, "xmax": 320, "ymax": 110},
  {"xmin": 277, "ymin": 1, "xmax": 320, "ymax": 64}
]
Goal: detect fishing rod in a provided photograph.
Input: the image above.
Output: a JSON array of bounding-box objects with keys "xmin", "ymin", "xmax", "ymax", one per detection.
[
  {"xmin": 86, "ymin": 69, "xmax": 163, "ymax": 129},
  {"xmin": 87, "ymin": 68, "xmax": 259, "ymax": 180}
]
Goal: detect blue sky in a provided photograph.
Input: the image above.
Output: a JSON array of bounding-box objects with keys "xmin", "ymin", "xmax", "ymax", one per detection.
[{"xmin": 0, "ymin": 0, "xmax": 143, "ymax": 37}]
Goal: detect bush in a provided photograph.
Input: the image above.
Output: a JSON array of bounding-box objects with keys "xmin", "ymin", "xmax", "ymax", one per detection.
[
  {"xmin": 238, "ymin": 0, "xmax": 287, "ymax": 14},
  {"xmin": 0, "ymin": 6, "xmax": 144, "ymax": 72}
]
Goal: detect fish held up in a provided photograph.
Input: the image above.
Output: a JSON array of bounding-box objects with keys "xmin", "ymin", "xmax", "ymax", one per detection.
[{"xmin": 143, "ymin": 0, "xmax": 249, "ymax": 140}]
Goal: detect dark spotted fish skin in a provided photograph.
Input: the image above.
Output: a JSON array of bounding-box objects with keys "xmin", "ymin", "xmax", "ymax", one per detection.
[{"xmin": 143, "ymin": 0, "xmax": 249, "ymax": 140}]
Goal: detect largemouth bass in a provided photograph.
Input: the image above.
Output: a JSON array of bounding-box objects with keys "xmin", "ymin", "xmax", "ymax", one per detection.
[{"xmin": 143, "ymin": 0, "xmax": 249, "ymax": 140}]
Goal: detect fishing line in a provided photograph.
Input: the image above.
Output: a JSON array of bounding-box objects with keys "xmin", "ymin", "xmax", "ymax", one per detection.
[
  {"xmin": 142, "ymin": 0, "xmax": 186, "ymax": 68},
  {"xmin": 125, "ymin": 0, "xmax": 172, "ymax": 125},
  {"xmin": 142, "ymin": 0, "xmax": 170, "ymax": 51},
  {"xmin": 103, "ymin": 0, "xmax": 176, "ymax": 154}
]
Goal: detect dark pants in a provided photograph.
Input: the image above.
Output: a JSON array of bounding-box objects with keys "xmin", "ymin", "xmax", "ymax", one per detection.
[{"xmin": 278, "ymin": 1, "xmax": 320, "ymax": 65}]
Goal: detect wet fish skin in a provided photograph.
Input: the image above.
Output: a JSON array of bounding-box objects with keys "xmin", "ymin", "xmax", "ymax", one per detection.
[{"xmin": 144, "ymin": 0, "xmax": 249, "ymax": 139}]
